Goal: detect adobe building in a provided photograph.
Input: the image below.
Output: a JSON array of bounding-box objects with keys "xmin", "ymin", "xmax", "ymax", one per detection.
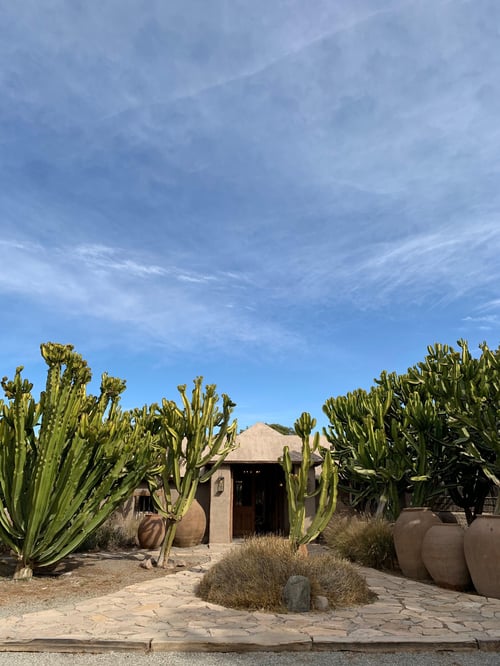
[
  {"xmin": 124, "ymin": 422, "xmax": 326, "ymax": 545},
  {"xmin": 207, "ymin": 422, "xmax": 325, "ymax": 543}
]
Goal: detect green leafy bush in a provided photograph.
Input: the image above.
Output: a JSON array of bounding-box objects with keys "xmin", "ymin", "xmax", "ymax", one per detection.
[
  {"xmin": 196, "ymin": 535, "xmax": 376, "ymax": 612},
  {"xmin": 323, "ymin": 515, "xmax": 396, "ymax": 570}
]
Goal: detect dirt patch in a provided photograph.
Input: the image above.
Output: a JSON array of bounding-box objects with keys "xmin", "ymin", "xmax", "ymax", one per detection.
[{"xmin": 0, "ymin": 549, "xmax": 210, "ymax": 618}]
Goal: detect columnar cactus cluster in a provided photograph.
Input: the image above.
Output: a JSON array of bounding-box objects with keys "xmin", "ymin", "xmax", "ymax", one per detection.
[
  {"xmin": 281, "ymin": 412, "xmax": 338, "ymax": 550},
  {"xmin": 0, "ymin": 343, "xmax": 152, "ymax": 579},
  {"xmin": 143, "ymin": 377, "xmax": 238, "ymax": 567},
  {"xmin": 323, "ymin": 386, "xmax": 409, "ymax": 519},
  {"xmin": 323, "ymin": 340, "xmax": 500, "ymax": 523}
]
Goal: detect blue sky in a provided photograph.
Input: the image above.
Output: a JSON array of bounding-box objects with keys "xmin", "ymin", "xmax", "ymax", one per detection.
[{"xmin": 1, "ymin": 0, "xmax": 498, "ymax": 431}]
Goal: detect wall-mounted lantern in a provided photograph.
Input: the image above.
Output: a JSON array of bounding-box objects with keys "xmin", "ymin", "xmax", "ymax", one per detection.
[{"xmin": 215, "ymin": 476, "xmax": 225, "ymax": 494}]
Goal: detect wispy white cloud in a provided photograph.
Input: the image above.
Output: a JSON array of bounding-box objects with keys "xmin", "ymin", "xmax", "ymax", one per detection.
[
  {"xmin": 1, "ymin": 206, "xmax": 496, "ymax": 356},
  {"xmin": 1, "ymin": 0, "xmax": 499, "ymax": 365},
  {"xmin": 176, "ymin": 273, "xmax": 217, "ymax": 284},
  {"xmin": 477, "ymin": 299, "xmax": 500, "ymax": 312},
  {"xmin": 462, "ymin": 299, "xmax": 500, "ymax": 334},
  {"xmin": 99, "ymin": 1, "xmax": 407, "ymax": 122},
  {"xmin": 462, "ymin": 315, "xmax": 499, "ymax": 332},
  {"xmin": 0, "ymin": 239, "xmax": 300, "ymax": 355},
  {"xmin": 346, "ymin": 221, "xmax": 500, "ymax": 304},
  {"xmin": 238, "ymin": 217, "xmax": 500, "ymax": 313},
  {"xmin": 74, "ymin": 244, "xmax": 167, "ymax": 277}
]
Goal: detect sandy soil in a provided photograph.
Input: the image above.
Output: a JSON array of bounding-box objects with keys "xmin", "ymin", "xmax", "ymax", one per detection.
[{"xmin": 0, "ymin": 549, "xmax": 209, "ymax": 618}]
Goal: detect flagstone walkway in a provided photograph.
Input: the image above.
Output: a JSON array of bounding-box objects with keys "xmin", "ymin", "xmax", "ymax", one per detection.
[{"xmin": 1, "ymin": 545, "xmax": 500, "ymax": 654}]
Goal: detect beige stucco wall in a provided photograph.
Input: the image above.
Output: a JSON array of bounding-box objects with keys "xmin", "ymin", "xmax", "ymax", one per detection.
[
  {"xmin": 208, "ymin": 464, "xmax": 232, "ymax": 543},
  {"xmin": 195, "ymin": 482, "xmax": 210, "ymax": 543}
]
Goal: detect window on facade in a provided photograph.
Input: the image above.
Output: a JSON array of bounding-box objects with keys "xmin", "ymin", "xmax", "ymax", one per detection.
[{"xmin": 135, "ymin": 494, "xmax": 155, "ymax": 514}]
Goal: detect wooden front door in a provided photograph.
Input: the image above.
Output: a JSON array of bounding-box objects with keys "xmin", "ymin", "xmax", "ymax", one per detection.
[
  {"xmin": 233, "ymin": 467, "xmax": 255, "ymax": 537},
  {"xmin": 232, "ymin": 465, "xmax": 286, "ymax": 538}
]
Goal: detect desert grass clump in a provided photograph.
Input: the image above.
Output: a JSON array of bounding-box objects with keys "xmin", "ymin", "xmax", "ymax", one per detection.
[
  {"xmin": 323, "ymin": 514, "xmax": 396, "ymax": 570},
  {"xmin": 76, "ymin": 521, "xmax": 138, "ymax": 552},
  {"xmin": 196, "ymin": 535, "xmax": 376, "ymax": 612}
]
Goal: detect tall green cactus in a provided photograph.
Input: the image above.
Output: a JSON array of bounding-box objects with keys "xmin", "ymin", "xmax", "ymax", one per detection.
[
  {"xmin": 323, "ymin": 386, "xmax": 408, "ymax": 519},
  {"xmin": 144, "ymin": 377, "xmax": 237, "ymax": 567},
  {"xmin": 281, "ymin": 412, "xmax": 338, "ymax": 550},
  {"xmin": 434, "ymin": 341, "xmax": 500, "ymax": 516},
  {"xmin": 0, "ymin": 343, "xmax": 152, "ymax": 580},
  {"xmin": 402, "ymin": 340, "xmax": 498, "ymax": 522},
  {"xmin": 377, "ymin": 370, "xmax": 449, "ymax": 510},
  {"xmin": 323, "ymin": 339, "xmax": 499, "ymax": 523}
]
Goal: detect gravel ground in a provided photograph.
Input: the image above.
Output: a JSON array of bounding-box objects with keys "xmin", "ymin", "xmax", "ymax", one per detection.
[{"xmin": 0, "ymin": 651, "xmax": 498, "ymax": 666}]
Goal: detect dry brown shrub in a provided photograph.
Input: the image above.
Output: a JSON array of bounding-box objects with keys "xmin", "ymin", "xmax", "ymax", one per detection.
[
  {"xmin": 196, "ymin": 535, "xmax": 376, "ymax": 612},
  {"xmin": 323, "ymin": 514, "xmax": 396, "ymax": 570},
  {"xmin": 75, "ymin": 519, "xmax": 140, "ymax": 552}
]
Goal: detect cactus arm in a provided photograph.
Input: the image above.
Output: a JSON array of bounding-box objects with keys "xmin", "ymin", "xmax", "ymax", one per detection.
[
  {"xmin": 23, "ymin": 351, "xmax": 85, "ymax": 558},
  {"xmin": 281, "ymin": 445, "xmax": 300, "ymax": 539},
  {"xmin": 9, "ymin": 371, "xmax": 29, "ymax": 528},
  {"xmin": 0, "ymin": 370, "xmax": 39, "ymax": 534},
  {"xmin": 199, "ymin": 422, "xmax": 238, "ymax": 481},
  {"xmin": 296, "ymin": 452, "xmax": 338, "ymax": 545},
  {"xmin": 35, "ymin": 422, "xmax": 149, "ymax": 558}
]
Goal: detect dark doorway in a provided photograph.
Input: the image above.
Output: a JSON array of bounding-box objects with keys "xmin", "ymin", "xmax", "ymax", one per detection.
[{"xmin": 232, "ymin": 464, "xmax": 286, "ymax": 538}]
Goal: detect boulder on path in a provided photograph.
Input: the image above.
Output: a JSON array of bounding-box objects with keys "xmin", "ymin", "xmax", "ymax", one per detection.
[{"xmin": 283, "ymin": 575, "xmax": 310, "ymax": 612}]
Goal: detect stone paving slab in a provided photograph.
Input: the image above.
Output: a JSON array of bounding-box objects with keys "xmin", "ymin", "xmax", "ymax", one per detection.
[{"xmin": 1, "ymin": 546, "xmax": 500, "ymax": 653}]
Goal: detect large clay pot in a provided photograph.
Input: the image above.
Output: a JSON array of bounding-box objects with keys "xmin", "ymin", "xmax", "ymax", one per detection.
[
  {"xmin": 393, "ymin": 507, "xmax": 442, "ymax": 580},
  {"xmin": 173, "ymin": 499, "xmax": 207, "ymax": 547},
  {"xmin": 422, "ymin": 524, "xmax": 471, "ymax": 590},
  {"xmin": 137, "ymin": 513, "xmax": 165, "ymax": 549},
  {"xmin": 464, "ymin": 514, "xmax": 500, "ymax": 598}
]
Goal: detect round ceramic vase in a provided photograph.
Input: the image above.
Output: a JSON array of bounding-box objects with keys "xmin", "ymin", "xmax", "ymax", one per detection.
[
  {"xmin": 422, "ymin": 524, "xmax": 471, "ymax": 590},
  {"xmin": 393, "ymin": 507, "xmax": 442, "ymax": 580},
  {"xmin": 464, "ymin": 514, "xmax": 500, "ymax": 599},
  {"xmin": 137, "ymin": 513, "xmax": 166, "ymax": 549},
  {"xmin": 173, "ymin": 499, "xmax": 207, "ymax": 547}
]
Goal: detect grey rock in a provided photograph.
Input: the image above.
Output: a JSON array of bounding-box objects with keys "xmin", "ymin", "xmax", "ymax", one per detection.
[
  {"xmin": 283, "ymin": 575, "xmax": 310, "ymax": 612},
  {"xmin": 313, "ymin": 595, "xmax": 329, "ymax": 611}
]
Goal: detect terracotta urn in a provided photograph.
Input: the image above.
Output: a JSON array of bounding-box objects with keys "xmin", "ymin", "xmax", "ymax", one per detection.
[
  {"xmin": 464, "ymin": 514, "xmax": 500, "ymax": 599},
  {"xmin": 137, "ymin": 513, "xmax": 166, "ymax": 549},
  {"xmin": 173, "ymin": 499, "xmax": 207, "ymax": 547},
  {"xmin": 422, "ymin": 524, "xmax": 471, "ymax": 590},
  {"xmin": 393, "ymin": 507, "xmax": 442, "ymax": 580}
]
